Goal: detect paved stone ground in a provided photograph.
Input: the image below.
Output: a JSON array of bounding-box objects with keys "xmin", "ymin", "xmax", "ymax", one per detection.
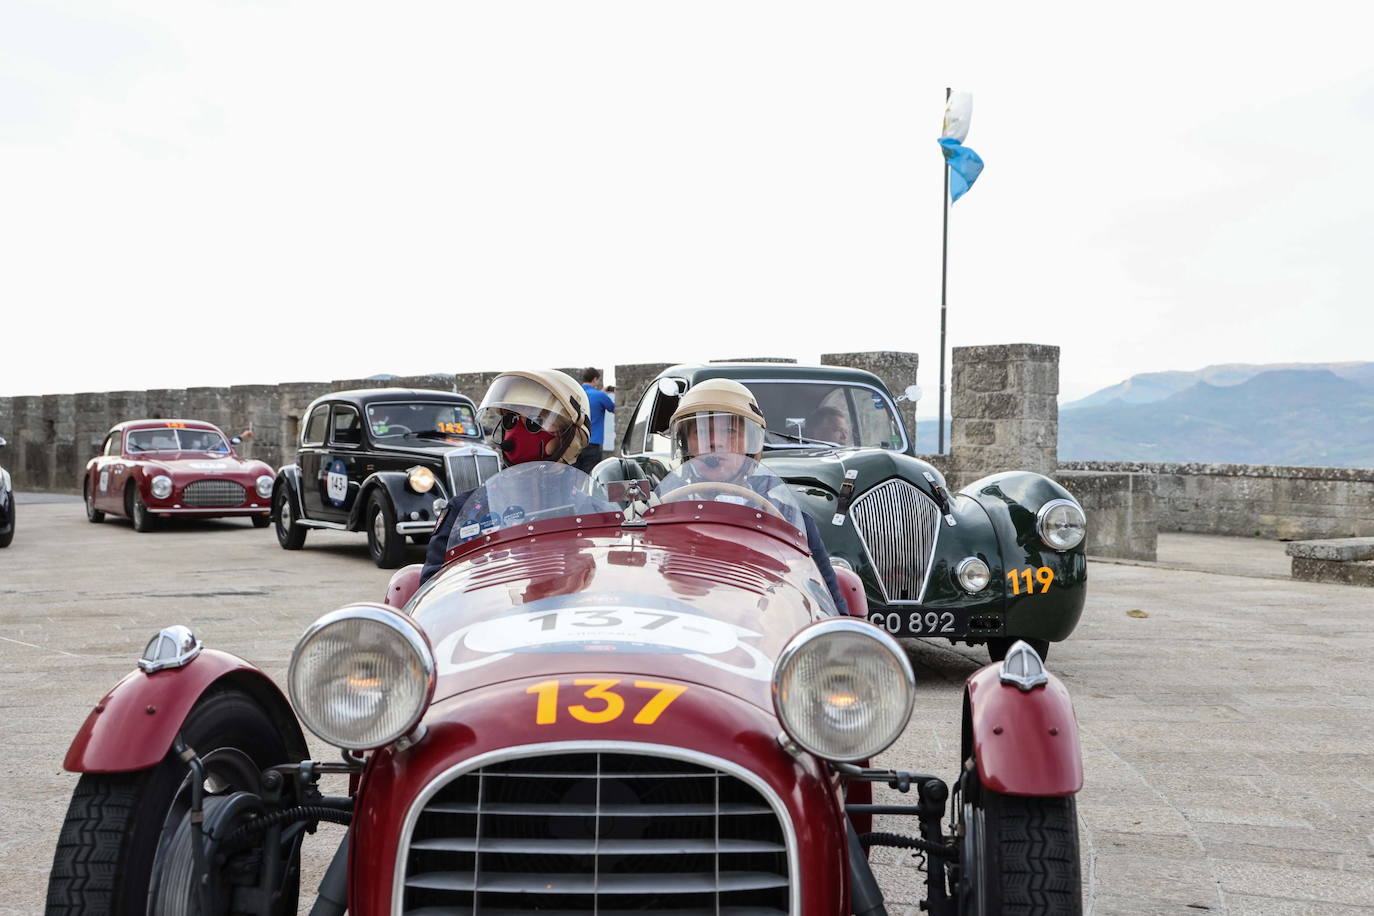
[{"xmin": 1, "ymin": 503, "xmax": 1371, "ymax": 913}]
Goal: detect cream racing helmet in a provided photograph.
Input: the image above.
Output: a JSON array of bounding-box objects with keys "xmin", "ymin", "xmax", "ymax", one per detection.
[
  {"xmin": 668, "ymin": 378, "xmax": 767, "ymax": 462},
  {"xmin": 477, "ymin": 369, "xmax": 591, "ymax": 466}
]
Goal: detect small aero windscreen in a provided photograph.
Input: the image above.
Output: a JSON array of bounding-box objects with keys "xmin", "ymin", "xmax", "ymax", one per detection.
[
  {"xmin": 453, "ymin": 462, "xmax": 616, "ymax": 543},
  {"xmin": 366, "ymin": 402, "xmax": 482, "ymax": 442},
  {"xmin": 653, "ymin": 456, "xmax": 806, "ymax": 539}
]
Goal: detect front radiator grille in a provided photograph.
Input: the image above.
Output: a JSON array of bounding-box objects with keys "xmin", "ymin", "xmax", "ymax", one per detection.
[
  {"xmin": 402, "ymin": 751, "xmax": 790, "ymax": 914},
  {"xmin": 849, "ymin": 478, "xmax": 942, "ymax": 603},
  {"xmin": 181, "ymin": 479, "xmax": 246, "ymax": 507}
]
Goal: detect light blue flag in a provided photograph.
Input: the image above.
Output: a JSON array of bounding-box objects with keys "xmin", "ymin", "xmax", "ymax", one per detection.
[{"xmin": 938, "ymin": 137, "xmax": 983, "ymax": 202}]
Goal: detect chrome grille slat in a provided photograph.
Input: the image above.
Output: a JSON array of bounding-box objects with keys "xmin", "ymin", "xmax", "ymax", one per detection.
[
  {"xmin": 402, "ymin": 750, "xmax": 791, "ymax": 914},
  {"xmin": 181, "ymin": 479, "xmax": 246, "ymax": 508},
  {"xmin": 849, "ymin": 478, "xmax": 942, "ymax": 604}
]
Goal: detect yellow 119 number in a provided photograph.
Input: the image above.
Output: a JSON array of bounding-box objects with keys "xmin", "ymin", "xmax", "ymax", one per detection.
[
  {"xmin": 525, "ymin": 678, "xmax": 688, "ymax": 726},
  {"xmin": 1007, "ymin": 567, "xmax": 1055, "ymax": 595}
]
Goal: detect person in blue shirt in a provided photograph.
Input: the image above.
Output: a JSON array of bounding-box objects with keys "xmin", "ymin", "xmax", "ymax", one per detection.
[{"xmin": 573, "ymin": 367, "xmax": 615, "ymax": 474}]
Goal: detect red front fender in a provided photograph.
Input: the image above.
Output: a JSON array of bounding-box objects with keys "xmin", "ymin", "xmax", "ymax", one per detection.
[
  {"xmin": 963, "ymin": 663, "xmax": 1082, "ymax": 797},
  {"xmin": 63, "ymin": 648, "xmax": 307, "ymax": 773}
]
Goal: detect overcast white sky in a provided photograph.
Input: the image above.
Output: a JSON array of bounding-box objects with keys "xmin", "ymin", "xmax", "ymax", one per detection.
[{"xmin": 3, "ymin": 1, "xmax": 1369, "ymax": 404}]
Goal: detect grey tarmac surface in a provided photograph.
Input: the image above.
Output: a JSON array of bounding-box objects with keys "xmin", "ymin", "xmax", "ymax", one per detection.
[{"xmin": 1, "ymin": 502, "xmax": 1372, "ymax": 914}]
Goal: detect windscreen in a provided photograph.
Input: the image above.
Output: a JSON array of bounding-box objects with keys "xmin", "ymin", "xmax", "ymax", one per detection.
[
  {"xmin": 451, "ymin": 462, "xmax": 616, "ymax": 543},
  {"xmin": 366, "ymin": 401, "xmax": 482, "ymax": 443},
  {"xmin": 653, "ymin": 456, "xmax": 807, "ymax": 540},
  {"xmin": 126, "ymin": 428, "xmax": 230, "ymax": 453},
  {"xmin": 736, "ymin": 381, "xmax": 906, "ymax": 450}
]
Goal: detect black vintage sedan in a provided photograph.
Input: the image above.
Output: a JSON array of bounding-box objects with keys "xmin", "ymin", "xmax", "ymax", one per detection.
[
  {"xmin": 0, "ymin": 436, "xmax": 13, "ymax": 549},
  {"xmin": 605, "ymin": 363, "xmax": 1088, "ymax": 660},
  {"xmin": 272, "ymin": 388, "xmax": 498, "ymax": 567}
]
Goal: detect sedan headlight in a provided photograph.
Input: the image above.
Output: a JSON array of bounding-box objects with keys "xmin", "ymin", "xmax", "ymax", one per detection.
[
  {"xmin": 1037, "ymin": 498, "xmax": 1086, "ymax": 551},
  {"xmin": 772, "ymin": 618, "xmax": 914, "ymax": 762},
  {"xmin": 956, "ymin": 557, "xmax": 990, "ymax": 593},
  {"xmin": 256, "ymin": 475, "xmax": 274, "ymax": 499},
  {"xmin": 407, "ymin": 466, "xmax": 436, "ymax": 494},
  {"xmin": 288, "ymin": 604, "xmax": 436, "ymax": 749},
  {"xmin": 150, "ymin": 475, "xmax": 173, "ymax": 499}
]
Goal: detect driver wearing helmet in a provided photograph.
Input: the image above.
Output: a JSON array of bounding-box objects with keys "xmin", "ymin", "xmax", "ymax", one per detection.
[
  {"xmin": 668, "ymin": 378, "xmax": 846, "ymax": 613},
  {"xmin": 419, "ymin": 369, "xmax": 591, "ymax": 585}
]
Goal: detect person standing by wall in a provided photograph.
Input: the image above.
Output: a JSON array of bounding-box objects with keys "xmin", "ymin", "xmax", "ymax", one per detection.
[{"xmin": 575, "ymin": 367, "xmax": 615, "ymax": 473}]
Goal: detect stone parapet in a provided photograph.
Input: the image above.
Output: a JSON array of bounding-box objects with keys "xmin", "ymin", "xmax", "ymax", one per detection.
[
  {"xmin": 1054, "ymin": 469, "xmax": 1157, "ymax": 561},
  {"xmin": 949, "ymin": 343, "xmax": 1058, "ymax": 485}
]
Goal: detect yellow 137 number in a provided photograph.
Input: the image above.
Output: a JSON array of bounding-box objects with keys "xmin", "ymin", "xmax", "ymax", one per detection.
[{"xmin": 525, "ymin": 679, "xmax": 688, "ymax": 726}]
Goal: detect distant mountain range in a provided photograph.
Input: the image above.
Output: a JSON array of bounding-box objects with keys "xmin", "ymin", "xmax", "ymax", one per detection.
[{"xmin": 910, "ymin": 362, "xmax": 1374, "ymax": 467}]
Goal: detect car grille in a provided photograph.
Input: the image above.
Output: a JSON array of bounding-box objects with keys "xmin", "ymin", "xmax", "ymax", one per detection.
[
  {"xmin": 849, "ymin": 478, "xmax": 942, "ymax": 603},
  {"xmin": 401, "ymin": 750, "xmax": 791, "ymax": 915},
  {"xmin": 181, "ymin": 480, "xmax": 246, "ymax": 508}
]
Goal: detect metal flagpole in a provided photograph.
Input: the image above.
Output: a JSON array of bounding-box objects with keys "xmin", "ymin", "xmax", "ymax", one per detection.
[{"xmin": 938, "ymin": 86, "xmax": 950, "ymax": 454}]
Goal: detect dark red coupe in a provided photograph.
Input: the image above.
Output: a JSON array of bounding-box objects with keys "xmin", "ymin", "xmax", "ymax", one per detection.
[{"xmin": 83, "ymin": 419, "xmax": 275, "ymax": 531}]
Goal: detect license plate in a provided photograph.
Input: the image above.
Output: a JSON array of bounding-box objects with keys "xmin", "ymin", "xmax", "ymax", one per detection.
[{"xmin": 866, "ymin": 608, "xmax": 969, "ymax": 638}]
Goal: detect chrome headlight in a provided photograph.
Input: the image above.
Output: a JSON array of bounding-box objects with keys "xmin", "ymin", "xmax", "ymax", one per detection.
[
  {"xmin": 407, "ymin": 466, "xmax": 436, "ymax": 494},
  {"xmin": 956, "ymin": 557, "xmax": 990, "ymax": 593},
  {"xmin": 772, "ymin": 618, "xmax": 915, "ymax": 762},
  {"xmin": 288, "ymin": 604, "xmax": 436, "ymax": 749},
  {"xmin": 150, "ymin": 475, "xmax": 173, "ymax": 499},
  {"xmin": 255, "ymin": 475, "xmax": 274, "ymax": 499},
  {"xmin": 1037, "ymin": 498, "xmax": 1086, "ymax": 551}
]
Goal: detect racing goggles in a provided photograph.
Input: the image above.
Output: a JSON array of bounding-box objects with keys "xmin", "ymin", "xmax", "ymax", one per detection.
[
  {"xmin": 672, "ymin": 411, "xmax": 765, "ymax": 460},
  {"xmin": 500, "ymin": 412, "xmax": 546, "ymax": 433}
]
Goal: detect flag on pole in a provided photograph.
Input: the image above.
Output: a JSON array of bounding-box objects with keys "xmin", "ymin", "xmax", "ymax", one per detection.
[{"xmin": 939, "ymin": 90, "xmax": 983, "ymax": 202}]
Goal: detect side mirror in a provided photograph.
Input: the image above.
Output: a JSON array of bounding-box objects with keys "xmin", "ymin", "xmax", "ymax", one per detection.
[
  {"xmin": 0, "ymin": 436, "xmax": 7, "ymax": 448},
  {"xmin": 897, "ymin": 385, "xmax": 922, "ymax": 403},
  {"xmin": 230, "ymin": 436, "xmax": 243, "ymax": 445},
  {"xmin": 657, "ymin": 378, "xmax": 687, "ymax": 397}
]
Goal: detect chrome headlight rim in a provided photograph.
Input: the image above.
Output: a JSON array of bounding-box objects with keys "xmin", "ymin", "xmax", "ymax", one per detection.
[
  {"xmin": 287, "ymin": 603, "xmax": 436, "ymax": 750},
  {"xmin": 771, "ymin": 617, "xmax": 915, "ymax": 763},
  {"xmin": 406, "ymin": 465, "xmax": 437, "ymax": 494},
  {"xmin": 1036, "ymin": 498, "xmax": 1086, "ymax": 551},
  {"xmin": 255, "ymin": 474, "xmax": 274, "ymax": 499},
  {"xmin": 955, "ymin": 556, "xmax": 991, "ymax": 594},
  {"xmin": 150, "ymin": 475, "xmax": 173, "ymax": 499}
]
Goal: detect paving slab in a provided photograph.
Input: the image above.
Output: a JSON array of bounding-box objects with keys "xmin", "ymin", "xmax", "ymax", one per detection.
[{"xmin": 3, "ymin": 503, "xmax": 1374, "ymax": 913}]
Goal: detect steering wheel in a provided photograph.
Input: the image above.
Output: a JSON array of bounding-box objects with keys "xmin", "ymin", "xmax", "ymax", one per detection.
[{"xmin": 660, "ymin": 482, "xmax": 786, "ymax": 520}]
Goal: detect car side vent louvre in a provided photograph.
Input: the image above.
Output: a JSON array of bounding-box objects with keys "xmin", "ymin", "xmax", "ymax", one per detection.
[
  {"xmin": 402, "ymin": 751, "xmax": 790, "ymax": 915},
  {"xmin": 659, "ymin": 555, "xmax": 771, "ymax": 595},
  {"xmin": 182, "ymin": 480, "xmax": 246, "ymax": 508},
  {"xmin": 849, "ymin": 478, "xmax": 942, "ymax": 603}
]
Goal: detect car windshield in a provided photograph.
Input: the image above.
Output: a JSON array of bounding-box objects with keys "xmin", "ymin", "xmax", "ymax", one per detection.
[
  {"xmin": 126, "ymin": 428, "xmax": 230, "ymax": 453},
  {"xmin": 733, "ymin": 381, "xmax": 907, "ymax": 450},
  {"xmin": 366, "ymin": 401, "xmax": 482, "ymax": 443},
  {"xmin": 653, "ymin": 456, "xmax": 807, "ymax": 540},
  {"xmin": 451, "ymin": 462, "xmax": 617, "ymax": 543}
]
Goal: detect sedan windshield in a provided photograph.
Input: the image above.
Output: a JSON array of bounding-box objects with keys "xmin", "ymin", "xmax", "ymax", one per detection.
[
  {"xmin": 736, "ymin": 381, "xmax": 907, "ymax": 450},
  {"xmin": 126, "ymin": 428, "xmax": 230, "ymax": 453},
  {"xmin": 366, "ymin": 402, "xmax": 482, "ymax": 443}
]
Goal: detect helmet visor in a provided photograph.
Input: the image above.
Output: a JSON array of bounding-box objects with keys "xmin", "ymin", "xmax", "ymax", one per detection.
[
  {"xmin": 671, "ymin": 411, "xmax": 765, "ymax": 461},
  {"xmin": 478, "ymin": 375, "xmax": 574, "ymax": 438}
]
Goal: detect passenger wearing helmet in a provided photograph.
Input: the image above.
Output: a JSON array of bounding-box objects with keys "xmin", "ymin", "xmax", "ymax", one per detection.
[
  {"xmin": 668, "ymin": 379, "xmax": 846, "ymax": 612},
  {"xmin": 419, "ymin": 369, "xmax": 591, "ymax": 585}
]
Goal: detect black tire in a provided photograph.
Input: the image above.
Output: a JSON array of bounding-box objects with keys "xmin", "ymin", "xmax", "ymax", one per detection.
[
  {"xmin": 273, "ymin": 486, "xmax": 307, "ymax": 550},
  {"xmin": 128, "ymin": 485, "xmax": 157, "ymax": 533},
  {"xmin": 960, "ymin": 780, "xmax": 1081, "ymax": 915},
  {"xmin": 250, "ymin": 514, "xmax": 271, "ymax": 529},
  {"xmin": 45, "ymin": 688, "xmax": 300, "ymax": 916},
  {"xmin": 0, "ymin": 502, "xmax": 12, "ymax": 549},
  {"xmin": 987, "ymin": 637, "xmax": 1050, "ymax": 663},
  {"xmin": 367, "ymin": 491, "xmax": 407, "ymax": 569},
  {"xmin": 84, "ymin": 480, "xmax": 105, "ymax": 524}
]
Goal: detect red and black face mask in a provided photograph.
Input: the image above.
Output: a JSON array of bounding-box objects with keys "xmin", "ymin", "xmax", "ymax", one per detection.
[{"xmin": 499, "ymin": 413, "xmax": 558, "ymax": 465}]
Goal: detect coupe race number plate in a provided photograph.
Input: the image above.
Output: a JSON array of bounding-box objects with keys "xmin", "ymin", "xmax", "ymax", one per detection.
[{"xmin": 868, "ymin": 608, "xmax": 969, "ymax": 638}]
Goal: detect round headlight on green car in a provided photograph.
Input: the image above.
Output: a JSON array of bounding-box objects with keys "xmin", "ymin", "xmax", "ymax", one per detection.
[
  {"xmin": 150, "ymin": 475, "xmax": 173, "ymax": 499},
  {"xmin": 1037, "ymin": 498, "xmax": 1087, "ymax": 551},
  {"xmin": 288, "ymin": 604, "xmax": 436, "ymax": 750},
  {"xmin": 772, "ymin": 618, "xmax": 915, "ymax": 762},
  {"xmin": 956, "ymin": 557, "xmax": 991, "ymax": 593}
]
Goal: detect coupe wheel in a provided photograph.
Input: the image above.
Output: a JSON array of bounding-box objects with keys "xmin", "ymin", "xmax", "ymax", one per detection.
[
  {"xmin": 958, "ymin": 774, "xmax": 1081, "ymax": 915},
  {"xmin": 45, "ymin": 688, "xmax": 301, "ymax": 916},
  {"xmin": 366, "ymin": 491, "xmax": 406, "ymax": 568},
  {"xmin": 84, "ymin": 480, "xmax": 105, "ymax": 523},
  {"xmin": 128, "ymin": 485, "xmax": 157, "ymax": 532},
  {"xmin": 273, "ymin": 487, "xmax": 306, "ymax": 550},
  {"xmin": 0, "ymin": 503, "xmax": 12, "ymax": 549},
  {"xmin": 251, "ymin": 513, "xmax": 271, "ymax": 529},
  {"xmin": 986, "ymin": 637, "xmax": 1049, "ymax": 663}
]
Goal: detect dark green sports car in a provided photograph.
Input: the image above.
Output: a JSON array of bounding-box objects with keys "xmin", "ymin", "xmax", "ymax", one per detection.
[{"xmin": 607, "ymin": 363, "xmax": 1087, "ymax": 660}]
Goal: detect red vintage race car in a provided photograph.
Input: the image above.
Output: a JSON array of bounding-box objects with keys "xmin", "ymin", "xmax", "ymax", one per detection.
[
  {"xmin": 83, "ymin": 419, "xmax": 276, "ymax": 531},
  {"xmin": 48, "ymin": 459, "xmax": 1083, "ymax": 915}
]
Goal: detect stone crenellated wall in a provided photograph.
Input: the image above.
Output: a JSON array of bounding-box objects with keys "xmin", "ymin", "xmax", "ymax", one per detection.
[
  {"xmin": 1059, "ymin": 460, "xmax": 1374, "ymax": 540},
  {"xmin": 949, "ymin": 343, "xmax": 1059, "ymax": 487},
  {"xmin": 1054, "ymin": 469, "xmax": 1158, "ymax": 561}
]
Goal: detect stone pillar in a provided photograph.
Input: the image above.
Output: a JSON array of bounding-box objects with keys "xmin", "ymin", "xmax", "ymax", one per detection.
[
  {"xmin": 821, "ymin": 351, "xmax": 920, "ymax": 448},
  {"xmin": 228, "ymin": 385, "xmax": 278, "ymax": 465},
  {"xmin": 73, "ymin": 392, "xmax": 110, "ymax": 490},
  {"xmin": 612, "ymin": 361, "xmax": 678, "ymax": 455},
  {"xmin": 950, "ymin": 344, "xmax": 1058, "ymax": 486},
  {"xmin": 277, "ymin": 382, "xmax": 331, "ymax": 466}
]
